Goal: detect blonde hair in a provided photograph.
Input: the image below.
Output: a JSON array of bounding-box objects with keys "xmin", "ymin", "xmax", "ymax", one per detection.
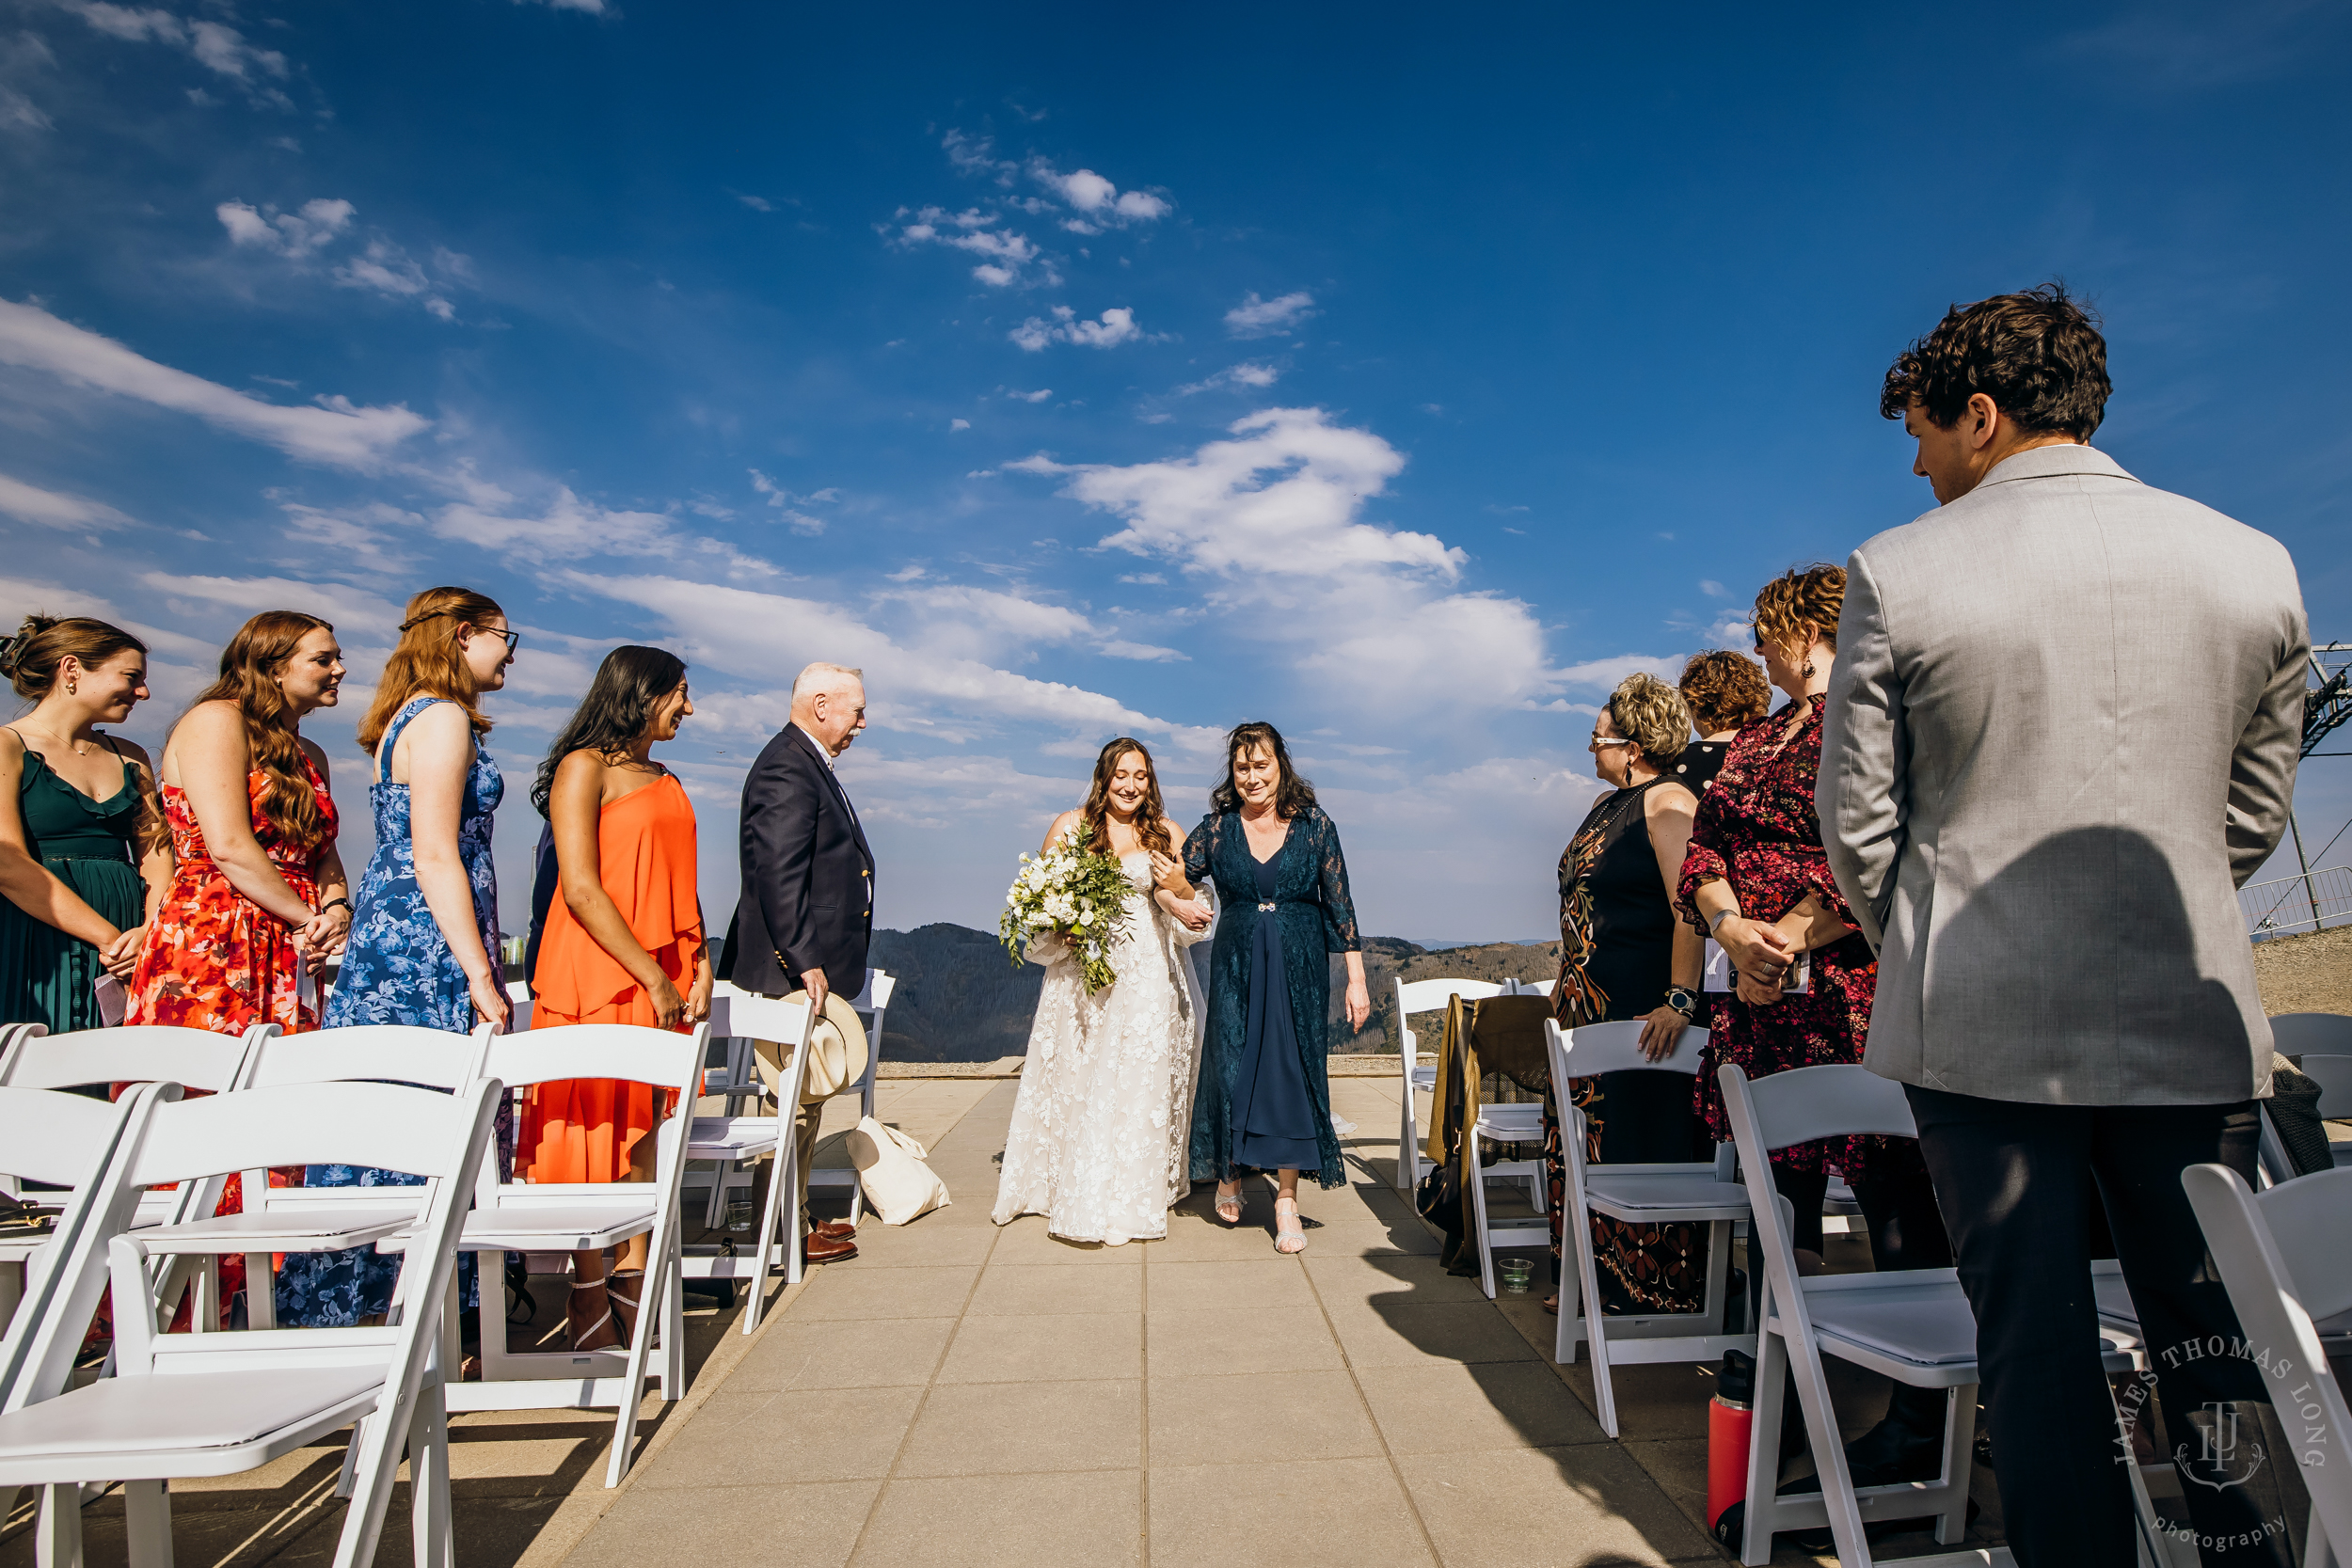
[
  {"xmin": 356, "ymin": 586, "xmax": 502, "ymax": 755},
  {"xmin": 1751, "ymin": 564, "xmax": 1846, "ymax": 657},
  {"xmin": 1606, "ymin": 673, "xmax": 1692, "ymax": 767}
]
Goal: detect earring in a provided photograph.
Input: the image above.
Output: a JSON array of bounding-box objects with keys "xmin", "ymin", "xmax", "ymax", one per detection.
[
  {"xmin": 1801, "ymin": 659, "xmax": 1815, "ymax": 681},
  {"xmin": 65, "ymin": 679, "xmax": 76, "ymax": 694}
]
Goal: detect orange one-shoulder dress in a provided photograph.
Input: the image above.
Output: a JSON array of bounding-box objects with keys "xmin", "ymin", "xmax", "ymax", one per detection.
[{"xmin": 522, "ymin": 771, "xmax": 703, "ymax": 1184}]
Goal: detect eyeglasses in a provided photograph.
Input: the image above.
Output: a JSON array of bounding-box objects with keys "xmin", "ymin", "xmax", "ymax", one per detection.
[
  {"xmin": 479, "ymin": 627, "xmax": 520, "ymax": 654},
  {"xmin": 1587, "ymin": 735, "xmax": 1639, "ymax": 751}
]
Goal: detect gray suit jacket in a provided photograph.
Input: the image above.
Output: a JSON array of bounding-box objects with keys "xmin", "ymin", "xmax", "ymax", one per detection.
[{"xmin": 1818, "ymin": 444, "xmax": 2307, "ymax": 1106}]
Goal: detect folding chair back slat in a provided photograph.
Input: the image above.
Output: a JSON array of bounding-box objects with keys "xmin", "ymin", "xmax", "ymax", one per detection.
[
  {"xmin": 2271, "ymin": 1013, "xmax": 2352, "ymax": 1061},
  {"xmin": 247, "ymin": 1024, "xmax": 495, "ymax": 1092},
  {"xmin": 127, "ymin": 1083, "xmax": 489, "ymax": 1193},
  {"xmin": 0, "ymin": 1023, "xmax": 271, "ymax": 1093},
  {"xmin": 1558, "ymin": 1018, "xmax": 1708, "ymax": 1078},
  {"xmin": 1737, "ymin": 1060, "xmax": 1917, "ymax": 1152},
  {"xmin": 0, "ymin": 1087, "xmax": 126, "ymax": 1192}
]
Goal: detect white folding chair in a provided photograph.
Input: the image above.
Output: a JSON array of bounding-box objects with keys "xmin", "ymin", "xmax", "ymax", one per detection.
[
  {"xmin": 1543, "ymin": 1019, "xmax": 1751, "ymax": 1436},
  {"xmin": 191, "ymin": 1025, "xmax": 498, "ymax": 1331},
  {"xmin": 678, "ymin": 988, "xmax": 815, "ymax": 1334},
  {"xmin": 1719, "ymin": 1062, "xmax": 2144, "ymax": 1567},
  {"xmin": 1391, "ymin": 976, "xmax": 1513, "ymax": 1195},
  {"xmin": 382, "ymin": 1023, "xmax": 706, "ymax": 1488},
  {"xmin": 0, "ymin": 1023, "xmax": 277, "ymax": 1328},
  {"xmin": 0, "ymin": 1087, "xmax": 145, "ymax": 1349},
  {"xmin": 0, "ymin": 1075, "xmax": 501, "ymax": 1568},
  {"xmin": 2185, "ymin": 1162, "xmax": 2352, "ymax": 1568}
]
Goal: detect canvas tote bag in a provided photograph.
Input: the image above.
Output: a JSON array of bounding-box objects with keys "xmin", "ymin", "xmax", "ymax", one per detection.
[{"xmin": 847, "ymin": 1116, "xmax": 951, "ymax": 1225}]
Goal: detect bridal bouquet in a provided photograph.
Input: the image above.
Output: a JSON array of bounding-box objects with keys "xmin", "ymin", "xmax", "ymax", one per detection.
[{"xmin": 998, "ymin": 826, "xmax": 1135, "ymax": 995}]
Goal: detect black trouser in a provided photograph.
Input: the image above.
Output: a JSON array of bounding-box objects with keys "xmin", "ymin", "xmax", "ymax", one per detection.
[{"xmin": 1906, "ymin": 1086, "xmax": 2295, "ymax": 1568}]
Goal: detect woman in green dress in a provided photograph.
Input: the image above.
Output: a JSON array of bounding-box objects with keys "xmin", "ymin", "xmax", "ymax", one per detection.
[{"xmin": 0, "ymin": 614, "xmax": 169, "ymax": 1034}]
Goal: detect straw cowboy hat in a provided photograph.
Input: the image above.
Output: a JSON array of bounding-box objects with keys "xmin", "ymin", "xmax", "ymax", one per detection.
[{"xmin": 751, "ymin": 989, "xmax": 870, "ymax": 1104}]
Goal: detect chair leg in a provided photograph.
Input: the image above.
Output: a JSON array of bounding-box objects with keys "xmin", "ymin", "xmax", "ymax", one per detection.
[
  {"xmin": 1740, "ymin": 1326, "xmax": 1788, "ymax": 1567},
  {"xmin": 408, "ymin": 1380, "xmax": 452, "ymax": 1568},
  {"xmin": 1786, "ymin": 1330, "xmax": 1869, "ymax": 1566},
  {"xmin": 1932, "ymin": 1384, "xmax": 1972, "ymax": 1545},
  {"xmin": 1470, "ymin": 1146, "xmax": 1497, "ymax": 1299},
  {"xmin": 603, "ymin": 1209, "xmax": 674, "ymax": 1487},
  {"xmin": 660, "ymin": 1225, "xmax": 685, "ymax": 1400},
  {"xmin": 35, "ymin": 1481, "xmax": 83, "ymax": 1568},
  {"xmin": 122, "ymin": 1479, "xmax": 170, "ymax": 1568},
  {"xmin": 244, "ymin": 1254, "xmax": 276, "ymax": 1329},
  {"xmin": 330, "ymin": 1393, "xmax": 409, "ymax": 1568},
  {"xmin": 1578, "ymin": 1210, "xmax": 1619, "ymax": 1440}
]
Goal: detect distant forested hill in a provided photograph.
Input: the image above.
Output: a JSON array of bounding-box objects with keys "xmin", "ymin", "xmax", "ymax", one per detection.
[{"xmin": 866, "ymin": 922, "xmax": 1558, "ymax": 1064}]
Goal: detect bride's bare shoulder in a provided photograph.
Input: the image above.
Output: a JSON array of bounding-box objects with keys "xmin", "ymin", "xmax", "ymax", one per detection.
[{"xmin": 1041, "ymin": 807, "xmax": 1087, "ymax": 854}]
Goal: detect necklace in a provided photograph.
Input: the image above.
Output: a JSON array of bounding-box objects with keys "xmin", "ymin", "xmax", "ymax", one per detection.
[{"xmin": 11, "ymin": 722, "xmax": 95, "ymax": 758}]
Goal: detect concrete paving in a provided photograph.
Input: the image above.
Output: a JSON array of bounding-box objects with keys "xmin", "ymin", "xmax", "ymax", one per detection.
[{"xmin": 1, "ymin": 1070, "xmax": 2017, "ymax": 1567}]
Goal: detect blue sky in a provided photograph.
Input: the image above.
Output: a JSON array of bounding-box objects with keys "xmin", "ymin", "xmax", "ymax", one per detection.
[{"xmin": 2, "ymin": 0, "xmax": 2345, "ymax": 943}]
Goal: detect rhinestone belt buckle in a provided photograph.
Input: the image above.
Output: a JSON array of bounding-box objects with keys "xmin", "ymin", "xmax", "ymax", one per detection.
[{"xmin": 1257, "ymin": 901, "xmax": 1278, "ymax": 912}]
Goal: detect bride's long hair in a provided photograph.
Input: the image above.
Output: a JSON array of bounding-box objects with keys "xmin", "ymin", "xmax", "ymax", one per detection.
[{"xmin": 1080, "ymin": 736, "xmax": 1172, "ymax": 856}]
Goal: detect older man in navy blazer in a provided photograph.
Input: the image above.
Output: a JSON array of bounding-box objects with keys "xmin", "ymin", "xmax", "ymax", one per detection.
[{"xmin": 723, "ymin": 661, "xmax": 875, "ymax": 1263}]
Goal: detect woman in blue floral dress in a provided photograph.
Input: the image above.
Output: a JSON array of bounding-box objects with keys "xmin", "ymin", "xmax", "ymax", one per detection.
[{"xmin": 278, "ymin": 587, "xmax": 516, "ymax": 1328}]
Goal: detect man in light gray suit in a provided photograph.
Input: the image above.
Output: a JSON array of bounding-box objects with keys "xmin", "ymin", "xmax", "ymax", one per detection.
[{"xmin": 1820, "ymin": 285, "xmax": 2308, "ymax": 1568}]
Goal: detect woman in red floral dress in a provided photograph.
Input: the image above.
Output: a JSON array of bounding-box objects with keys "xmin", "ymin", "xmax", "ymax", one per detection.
[
  {"xmin": 127, "ymin": 610, "xmax": 353, "ymax": 1321},
  {"xmin": 1676, "ymin": 565, "xmax": 1952, "ymax": 1489}
]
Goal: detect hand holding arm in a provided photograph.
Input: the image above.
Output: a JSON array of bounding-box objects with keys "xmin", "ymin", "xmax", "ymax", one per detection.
[{"xmin": 1692, "ymin": 877, "xmax": 1792, "ymax": 984}]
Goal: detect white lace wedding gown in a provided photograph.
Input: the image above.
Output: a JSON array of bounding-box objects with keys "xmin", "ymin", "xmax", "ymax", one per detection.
[{"xmin": 992, "ymin": 852, "xmax": 1210, "ymax": 1243}]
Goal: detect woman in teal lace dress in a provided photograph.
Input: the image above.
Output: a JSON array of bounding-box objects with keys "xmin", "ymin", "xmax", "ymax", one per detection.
[
  {"xmin": 278, "ymin": 588, "xmax": 515, "ymax": 1329},
  {"xmin": 0, "ymin": 616, "xmax": 168, "ymax": 1036},
  {"xmin": 1178, "ymin": 722, "xmax": 1370, "ymax": 1255}
]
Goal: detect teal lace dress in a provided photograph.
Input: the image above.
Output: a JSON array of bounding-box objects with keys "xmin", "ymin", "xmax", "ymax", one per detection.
[
  {"xmin": 278, "ymin": 696, "xmax": 502, "ymax": 1327},
  {"xmin": 0, "ymin": 736, "xmax": 144, "ymax": 1033},
  {"xmin": 1183, "ymin": 806, "xmax": 1360, "ymax": 1189}
]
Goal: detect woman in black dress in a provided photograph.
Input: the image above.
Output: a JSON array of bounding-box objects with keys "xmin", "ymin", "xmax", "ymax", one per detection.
[
  {"xmin": 1544, "ymin": 673, "xmax": 1706, "ymax": 1315},
  {"xmin": 1177, "ymin": 722, "xmax": 1368, "ymax": 1255}
]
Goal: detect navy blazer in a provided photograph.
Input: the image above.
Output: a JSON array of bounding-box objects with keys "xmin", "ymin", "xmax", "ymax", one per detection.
[{"xmin": 721, "ymin": 724, "xmax": 875, "ymax": 1000}]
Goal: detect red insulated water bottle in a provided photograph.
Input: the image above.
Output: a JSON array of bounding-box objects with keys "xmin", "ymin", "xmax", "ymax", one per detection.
[{"xmin": 1708, "ymin": 1349, "xmax": 1756, "ymax": 1536}]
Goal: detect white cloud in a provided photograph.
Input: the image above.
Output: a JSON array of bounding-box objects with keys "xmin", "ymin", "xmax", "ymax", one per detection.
[
  {"xmin": 138, "ymin": 571, "xmax": 404, "ymax": 636},
  {"xmin": 736, "ymin": 193, "xmax": 773, "ymax": 212},
  {"xmin": 1099, "ymin": 640, "xmax": 1186, "ymax": 662},
  {"xmin": 0, "ymin": 297, "xmax": 427, "ymax": 470},
  {"xmin": 1698, "ymin": 579, "xmax": 1727, "ymax": 598},
  {"xmin": 516, "ymin": 0, "xmax": 607, "ymax": 11},
  {"xmin": 434, "ymin": 484, "xmax": 777, "ymax": 577},
  {"xmin": 62, "ymin": 3, "xmax": 289, "ymax": 84},
  {"xmin": 0, "ymin": 470, "xmax": 134, "ymax": 531},
  {"xmin": 1223, "ymin": 290, "xmax": 1316, "ymax": 339},
  {"xmin": 1006, "ymin": 388, "xmax": 1053, "ymax": 404},
  {"xmin": 1027, "ymin": 161, "xmax": 1170, "ymax": 228},
  {"xmin": 747, "ymin": 468, "xmax": 830, "ymax": 534},
  {"xmin": 949, "ymin": 418, "xmax": 971, "ymax": 431},
  {"xmin": 1009, "ymin": 305, "xmax": 1145, "ymax": 352},
  {"xmin": 216, "ymin": 198, "xmax": 353, "ymax": 259},
  {"xmin": 1176, "ymin": 361, "xmax": 1279, "ymax": 395},
  {"xmin": 889, "ymin": 205, "xmax": 1050, "ymax": 288},
  {"xmin": 1013, "ymin": 406, "xmax": 1585, "ymax": 717},
  {"xmin": 333, "ymin": 238, "xmax": 455, "ymax": 319}
]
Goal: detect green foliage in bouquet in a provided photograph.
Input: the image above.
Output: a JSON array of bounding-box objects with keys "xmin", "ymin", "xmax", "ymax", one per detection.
[{"xmin": 998, "ymin": 826, "xmax": 1136, "ymax": 994}]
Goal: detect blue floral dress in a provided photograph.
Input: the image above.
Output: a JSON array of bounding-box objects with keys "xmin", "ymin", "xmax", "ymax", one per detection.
[{"xmin": 277, "ymin": 696, "xmax": 503, "ymax": 1327}]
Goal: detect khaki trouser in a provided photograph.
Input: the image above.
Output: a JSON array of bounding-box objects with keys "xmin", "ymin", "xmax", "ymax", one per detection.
[{"xmin": 750, "ymin": 1037, "xmax": 825, "ymax": 1223}]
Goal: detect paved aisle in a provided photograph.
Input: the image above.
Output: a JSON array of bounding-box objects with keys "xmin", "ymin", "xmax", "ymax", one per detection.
[{"xmin": 562, "ymin": 1078, "xmax": 1723, "ymax": 1568}]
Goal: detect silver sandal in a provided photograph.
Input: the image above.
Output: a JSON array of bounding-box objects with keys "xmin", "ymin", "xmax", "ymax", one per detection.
[
  {"xmin": 1274, "ymin": 1196, "xmax": 1306, "ymax": 1255},
  {"xmin": 1214, "ymin": 1183, "xmax": 1243, "ymax": 1226}
]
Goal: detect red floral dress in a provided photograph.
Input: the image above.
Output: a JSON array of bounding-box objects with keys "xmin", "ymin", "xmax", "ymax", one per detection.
[
  {"xmin": 1675, "ymin": 701, "xmax": 1882, "ymax": 1175},
  {"xmin": 124, "ymin": 760, "xmax": 336, "ymax": 1319}
]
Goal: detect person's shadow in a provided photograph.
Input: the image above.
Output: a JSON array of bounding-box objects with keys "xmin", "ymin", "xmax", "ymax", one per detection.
[{"xmin": 1897, "ymin": 824, "xmax": 2253, "ymax": 1098}]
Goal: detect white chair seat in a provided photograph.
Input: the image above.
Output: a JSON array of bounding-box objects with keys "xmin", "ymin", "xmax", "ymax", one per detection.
[
  {"xmin": 0, "ymin": 1368, "xmax": 383, "ymax": 1467},
  {"xmin": 2095, "ymin": 1257, "xmax": 2352, "ymax": 1342},
  {"xmin": 687, "ymin": 1116, "xmax": 782, "ymax": 1160},
  {"xmin": 132, "ymin": 1205, "xmax": 421, "ymax": 1255},
  {"xmin": 1802, "ymin": 1277, "xmax": 1981, "ymax": 1370},
  {"xmin": 427, "ymin": 1202, "xmax": 657, "ymax": 1254},
  {"xmin": 1583, "ymin": 1172, "xmax": 1750, "ymax": 1221},
  {"xmin": 1407, "ymin": 1063, "xmax": 1437, "ymax": 1092}
]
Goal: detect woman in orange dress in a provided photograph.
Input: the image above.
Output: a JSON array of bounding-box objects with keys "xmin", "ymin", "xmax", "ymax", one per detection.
[
  {"xmin": 525, "ymin": 645, "xmax": 709, "ymax": 1351},
  {"xmin": 128, "ymin": 610, "xmax": 353, "ymax": 1324}
]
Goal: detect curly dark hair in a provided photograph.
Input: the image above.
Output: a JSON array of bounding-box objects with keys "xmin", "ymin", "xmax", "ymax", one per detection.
[
  {"xmin": 1678, "ymin": 649, "xmax": 1771, "ymax": 735},
  {"xmin": 1880, "ymin": 281, "xmax": 2111, "ymax": 439},
  {"xmin": 1209, "ymin": 721, "xmax": 1317, "ymax": 820}
]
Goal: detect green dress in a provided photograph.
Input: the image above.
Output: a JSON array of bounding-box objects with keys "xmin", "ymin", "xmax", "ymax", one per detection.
[{"xmin": 0, "ymin": 739, "xmax": 145, "ymax": 1033}]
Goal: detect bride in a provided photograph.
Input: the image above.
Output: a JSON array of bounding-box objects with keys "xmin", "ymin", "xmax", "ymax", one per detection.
[{"xmin": 993, "ymin": 736, "xmax": 1213, "ymax": 1244}]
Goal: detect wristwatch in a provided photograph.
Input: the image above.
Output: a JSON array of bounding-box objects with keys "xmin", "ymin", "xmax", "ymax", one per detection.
[
  {"xmin": 318, "ymin": 897, "xmax": 352, "ymax": 916},
  {"xmin": 1664, "ymin": 987, "xmax": 1699, "ymax": 1019}
]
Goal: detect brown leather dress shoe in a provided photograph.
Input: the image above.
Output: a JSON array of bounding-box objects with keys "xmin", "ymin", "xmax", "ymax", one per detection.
[
  {"xmin": 803, "ymin": 1231, "xmax": 859, "ymax": 1263},
  {"xmin": 811, "ymin": 1220, "xmax": 857, "ymax": 1240}
]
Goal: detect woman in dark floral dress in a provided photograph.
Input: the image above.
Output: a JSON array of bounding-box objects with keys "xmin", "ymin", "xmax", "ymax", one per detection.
[{"xmin": 1676, "ymin": 564, "xmax": 1953, "ymax": 1486}]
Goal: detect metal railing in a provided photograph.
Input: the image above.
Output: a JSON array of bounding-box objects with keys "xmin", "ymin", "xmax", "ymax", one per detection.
[{"xmin": 2242, "ymin": 865, "xmax": 2352, "ymax": 939}]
